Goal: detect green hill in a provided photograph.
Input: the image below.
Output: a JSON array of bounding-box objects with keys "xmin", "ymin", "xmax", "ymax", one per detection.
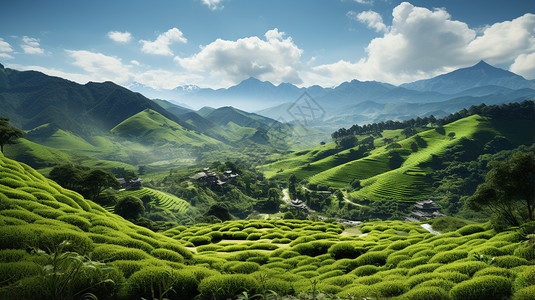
[
  {"xmin": 0, "ymin": 153, "xmax": 533, "ymax": 299},
  {"xmin": 261, "ymin": 114, "xmax": 535, "ymax": 202},
  {"xmin": 111, "ymin": 109, "xmax": 223, "ymax": 148}
]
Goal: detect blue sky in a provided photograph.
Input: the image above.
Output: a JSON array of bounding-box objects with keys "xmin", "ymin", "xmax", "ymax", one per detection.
[{"xmin": 1, "ymin": 0, "xmax": 534, "ymax": 90}]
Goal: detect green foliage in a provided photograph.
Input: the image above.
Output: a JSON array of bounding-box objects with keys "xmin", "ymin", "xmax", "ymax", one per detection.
[
  {"xmin": 151, "ymin": 248, "xmax": 184, "ymax": 263},
  {"xmin": 328, "ymin": 242, "xmax": 366, "ymax": 259},
  {"xmin": 449, "ymin": 275, "xmax": 512, "ymax": 300},
  {"xmin": 114, "ymin": 196, "xmax": 145, "ymax": 220},
  {"xmin": 121, "ymin": 266, "xmax": 198, "ymax": 300},
  {"xmin": 513, "ymin": 285, "xmax": 535, "ymax": 300},
  {"xmin": 198, "ymin": 274, "xmax": 260, "ymax": 300},
  {"xmin": 401, "ymin": 287, "xmax": 450, "ymax": 300}
]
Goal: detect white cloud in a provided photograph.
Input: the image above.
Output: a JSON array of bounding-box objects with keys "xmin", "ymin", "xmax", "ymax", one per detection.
[
  {"xmin": 66, "ymin": 50, "xmax": 132, "ymax": 84},
  {"xmin": 21, "ymin": 36, "xmax": 44, "ymax": 54},
  {"xmin": 140, "ymin": 28, "xmax": 187, "ymax": 56},
  {"xmin": 467, "ymin": 13, "xmax": 535, "ymax": 65},
  {"xmin": 0, "ymin": 38, "xmax": 14, "ymax": 58},
  {"xmin": 202, "ymin": 0, "xmax": 223, "ymax": 10},
  {"xmin": 510, "ymin": 52, "xmax": 535, "ymax": 79},
  {"xmin": 108, "ymin": 31, "xmax": 132, "ymax": 43},
  {"xmin": 351, "ymin": 10, "xmax": 388, "ymax": 33},
  {"xmin": 336, "ymin": 3, "xmax": 535, "ymax": 85},
  {"xmin": 175, "ymin": 28, "xmax": 304, "ymax": 86},
  {"xmin": 130, "ymin": 60, "xmax": 141, "ymax": 66}
]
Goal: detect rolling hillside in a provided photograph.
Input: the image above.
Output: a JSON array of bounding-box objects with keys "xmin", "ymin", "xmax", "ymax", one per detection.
[
  {"xmin": 260, "ymin": 113, "xmax": 535, "ymax": 203},
  {"xmin": 0, "ymin": 153, "xmax": 533, "ymax": 299},
  {"xmin": 111, "ymin": 109, "xmax": 223, "ymax": 148}
]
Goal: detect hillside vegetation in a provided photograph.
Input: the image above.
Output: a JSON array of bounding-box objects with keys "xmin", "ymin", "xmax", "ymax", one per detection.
[
  {"xmin": 261, "ymin": 111, "xmax": 535, "ymax": 203},
  {"xmin": 1, "ymin": 153, "xmax": 534, "ymax": 299}
]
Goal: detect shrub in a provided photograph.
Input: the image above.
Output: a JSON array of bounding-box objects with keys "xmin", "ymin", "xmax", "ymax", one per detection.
[
  {"xmin": 0, "ymin": 249, "xmax": 27, "ymax": 262},
  {"xmin": 400, "ymin": 287, "xmax": 449, "ymax": 300},
  {"xmin": 328, "ymin": 242, "xmax": 366, "ymax": 259},
  {"xmin": 110, "ymin": 260, "xmax": 146, "ymax": 278},
  {"xmin": 415, "ymin": 279, "xmax": 455, "ymax": 292},
  {"xmin": 474, "ymin": 267, "xmax": 514, "ymax": 279},
  {"xmin": 355, "ymin": 251, "xmax": 389, "ymax": 266},
  {"xmin": 494, "ymin": 255, "xmax": 529, "ymax": 268},
  {"xmin": 227, "ymin": 261, "xmax": 260, "ymax": 274},
  {"xmin": 457, "ymin": 224, "xmax": 486, "ymax": 235},
  {"xmin": 513, "ymin": 266, "xmax": 535, "ymax": 291},
  {"xmin": 407, "ymin": 263, "xmax": 443, "ymax": 276},
  {"xmin": 323, "ymin": 274, "xmax": 357, "ymax": 287},
  {"xmin": 386, "ymin": 254, "xmax": 410, "ymax": 266},
  {"xmin": 513, "ymin": 285, "xmax": 535, "ymax": 300},
  {"xmin": 429, "ymin": 250, "xmax": 467, "ymax": 264},
  {"xmin": 351, "ymin": 265, "xmax": 380, "ymax": 277},
  {"xmin": 121, "ymin": 266, "xmax": 199, "ymax": 299},
  {"xmin": 398, "ymin": 256, "xmax": 429, "ymax": 268},
  {"xmin": 369, "ymin": 280, "xmax": 407, "ymax": 298},
  {"xmin": 338, "ymin": 284, "xmax": 373, "ymax": 299},
  {"xmin": 91, "ymin": 244, "xmax": 149, "ymax": 261},
  {"xmin": 188, "ymin": 235, "xmax": 211, "ymax": 246},
  {"xmin": 449, "ymin": 275, "xmax": 512, "ymax": 300},
  {"xmin": 434, "ymin": 261, "xmax": 488, "ymax": 276},
  {"xmin": 514, "ymin": 244, "xmax": 535, "ymax": 260},
  {"xmin": 57, "ymin": 215, "xmax": 91, "ymax": 231},
  {"xmin": 263, "ymin": 278, "xmax": 294, "ymax": 295},
  {"xmin": 292, "ymin": 241, "xmax": 335, "ymax": 256},
  {"xmin": 0, "ymin": 261, "xmax": 42, "ymax": 283},
  {"xmin": 246, "ymin": 233, "xmax": 262, "ymax": 240},
  {"xmin": 151, "ymin": 248, "xmax": 184, "ymax": 263},
  {"xmin": 198, "ymin": 274, "xmax": 260, "ymax": 300}
]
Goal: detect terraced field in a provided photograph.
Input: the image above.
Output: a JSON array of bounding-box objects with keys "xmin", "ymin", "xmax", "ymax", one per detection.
[{"xmin": 118, "ymin": 187, "xmax": 192, "ymax": 213}]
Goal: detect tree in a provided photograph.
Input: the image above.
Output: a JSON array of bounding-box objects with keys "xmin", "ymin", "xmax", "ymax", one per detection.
[
  {"xmin": 204, "ymin": 203, "xmax": 231, "ymax": 221},
  {"xmin": 0, "ymin": 117, "xmax": 25, "ymax": 153},
  {"xmin": 49, "ymin": 164, "xmax": 89, "ymax": 190},
  {"xmin": 288, "ymin": 174, "xmax": 297, "ymax": 200},
  {"xmin": 114, "ymin": 196, "xmax": 145, "ymax": 220},
  {"xmin": 337, "ymin": 135, "xmax": 358, "ymax": 149},
  {"xmin": 448, "ymin": 132, "xmax": 456, "ymax": 140},
  {"xmin": 83, "ymin": 169, "xmax": 120, "ymax": 200},
  {"xmin": 467, "ymin": 151, "xmax": 535, "ymax": 228}
]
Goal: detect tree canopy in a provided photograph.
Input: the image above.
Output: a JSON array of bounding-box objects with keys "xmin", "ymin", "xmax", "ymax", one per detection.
[
  {"xmin": 0, "ymin": 117, "xmax": 24, "ymax": 153},
  {"xmin": 468, "ymin": 150, "xmax": 535, "ymax": 228}
]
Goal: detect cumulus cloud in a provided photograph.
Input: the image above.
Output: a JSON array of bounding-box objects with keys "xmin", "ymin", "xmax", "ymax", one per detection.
[
  {"xmin": 202, "ymin": 0, "xmax": 223, "ymax": 10},
  {"xmin": 336, "ymin": 3, "xmax": 535, "ymax": 84},
  {"xmin": 0, "ymin": 38, "xmax": 14, "ymax": 58},
  {"xmin": 21, "ymin": 36, "xmax": 44, "ymax": 54},
  {"xmin": 351, "ymin": 10, "xmax": 388, "ymax": 33},
  {"xmin": 108, "ymin": 31, "xmax": 132, "ymax": 43},
  {"xmin": 466, "ymin": 13, "xmax": 535, "ymax": 65},
  {"xmin": 175, "ymin": 28, "xmax": 304, "ymax": 85},
  {"xmin": 140, "ymin": 28, "xmax": 187, "ymax": 56},
  {"xmin": 66, "ymin": 50, "xmax": 132, "ymax": 84},
  {"xmin": 510, "ymin": 52, "xmax": 535, "ymax": 79}
]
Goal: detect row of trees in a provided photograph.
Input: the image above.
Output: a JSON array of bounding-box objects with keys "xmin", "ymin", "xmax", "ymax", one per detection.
[{"xmin": 332, "ymin": 100, "xmax": 535, "ymax": 140}]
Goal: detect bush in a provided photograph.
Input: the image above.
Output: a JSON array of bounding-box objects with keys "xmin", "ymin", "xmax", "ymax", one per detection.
[
  {"xmin": 151, "ymin": 248, "xmax": 184, "ymax": 263},
  {"xmin": 328, "ymin": 242, "xmax": 366, "ymax": 259},
  {"xmin": 0, "ymin": 261, "xmax": 42, "ymax": 283},
  {"xmin": 400, "ymin": 287, "xmax": 449, "ymax": 300},
  {"xmin": 0, "ymin": 249, "xmax": 28, "ymax": 263},
  {"xmin": 449, "ymin": 275, "xmax": 512, "ymax": 300},
  {"xmin": 57, "ymin": 215, "xmax": 91, "ymax": 231},
  {"xmin": 355, "ymin": 251, "xmax": 389, "ymax": 266},
  {"xmin": 434, "ymin": 261, "xmax": 488, "ymax": 276},
  {"xmin": 513, "ymin": 266, "xmax": 535, "ymax": 291},
  {"xmin": 494, "ymin": 255, "xmax": 529, "ymax": 268},
  {"xmin": 188, "ymin": 235, "xmax": 211, "ymax": 246},
  {"xmin": 292, "ymin": 241, "xmax": 335, "ymax": 256},
  {"xmin": 429, "ymin": 250, "xmax": 468, "ymax": 264},
  {"xmin": 513, "ymin": 285, "xmax": 535, "ymax": 300},
  {"xmin": 198, "ymin": 274, "xmax": 259, "ymax": 300},
  {"xmin": 369, "ymin": 280, "xmax": 407, "ymax": 298},
  {"xmin": 407, "ymin": 263, "xmax": 443, "ymax": 276},
  {"xmin": 415, "ymin": 279, "xmax": 455, "ymax": 292},
  {"xmin": 121, "ymin": 266, "xmax": 199, "ymax": 299},
  {"xmin": 227, "ymin": 261, "xmax": 260, "ymax": 274},
  {"xmin": 457, "ymin": 224, "xmax": 486, "ymax": 235},
  {"xmin": 398, "ymin": 256, "xmax": 429, "ymax": 268},
  {"xmin": 473, "ymin": 267, "xmax": 514, "ymax": 279}
]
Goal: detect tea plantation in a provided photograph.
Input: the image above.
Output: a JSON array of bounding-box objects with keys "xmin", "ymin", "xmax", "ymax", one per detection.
[{"xmin": 0, "ymin": 153, "xmax": 534, "ymax": 299}]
